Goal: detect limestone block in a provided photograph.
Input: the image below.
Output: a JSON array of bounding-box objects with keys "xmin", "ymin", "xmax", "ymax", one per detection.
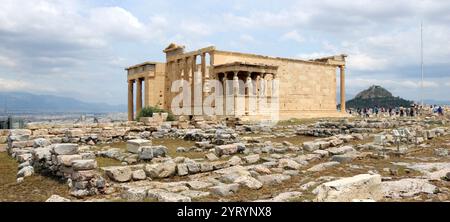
[
  {"xmin": 72, "ymin": 159, "xmax": 97, "ymax": 171},
  {"xmin": 103, "ymin": 166, "xmax": 132, "ymax": 182},
  {"xmin": 127, "ymin": 139, "xmax": 152, "ymax": 154},
  {"xmin": 313, "ymin": 174, "xmax": 382, "ymax": 202},
  {"xmin": 53, "ymin": 144, "xmax": 79, "ymax": 155}
]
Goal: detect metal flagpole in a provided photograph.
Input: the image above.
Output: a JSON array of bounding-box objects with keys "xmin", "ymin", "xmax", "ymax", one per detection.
[{"xmin": 421, "ymin": 21, "xmax": 424, "ymax": 107}]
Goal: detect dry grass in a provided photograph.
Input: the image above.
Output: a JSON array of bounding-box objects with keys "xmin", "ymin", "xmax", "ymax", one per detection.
[{"xmin": 0, "ymin": 152, "xmax": 70, "ymax": 202}]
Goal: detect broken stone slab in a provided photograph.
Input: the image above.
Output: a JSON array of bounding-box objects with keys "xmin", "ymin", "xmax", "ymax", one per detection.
[
  {"xmin": 121, "ymin": 187, "xmax": 148, "ymax": 201},
  {"xmin": 132, "ymin": 169, "xmax": 147, "ymax": 180},
  {"xmin": 180, "ymin": 190, "xmax": 210, "ymax": 199},
  {"xmin": 199, "ymin": 162, "xmax": 213, "ymax": 172},
  {"xmin": 211, "ymin": 161, "xmax": 230, "ymax": 170},
  {"xmin": 278, "ymin": 159, "xmax": 301, "ymax": 170},
  {"xmin": 234, "ymin": 176, "xmax": 263, "ymax": 190},
  {"xmin": 433, "ymin": 148, "xmax": 448, "ymax": 157},
  {"xmin": 127, "ymin": 139, "xmax": 152, "ymax": 154},
  {"xmin": 17, "ymin": 166, "xmax": 34, "ymax": 178},
  {"xmin": 313, "ymin": 174, "xmax": 382, "ymax": 202},
  {"xmin": 177, "ymin": 163, "xmax": 189, "ymax": 176},
  {"xmin": 261, "ymin": 191, "xmax": 303, "ymax": 202},
  {"xmin": 8, "ymin": 129, "xmax": 32, "ymax": 141},
  {"xmin": 186, "ymin": 160, "xmax": 200, "ymax": 174},
  {"xmin": 257, "ymin": 174, "xmax": 291, "ymax": 186},
  {"xmin": 253, "ymin": 165, "xmax": 272, "ymax": 174},
  {"xmin": 215, "ymin": 143, "xmax": 245, "ymax": 157},
  {"xmin": 210, "ymin": 183, "xmax": 240, "ymax": 196},
  {"xmin": 33, "ymin": 138, "xmax": 51, "ymax": 148},
  {"xmin": 294, "ymin": 154, "xmax": 321, "ymax": 164},
  {"xmin": 103, "ymin": 166, "xmax": 132, "ymax": 182},
  {"xmin": 186, "ymin": 181, "xmax": 213, "ymax": 190},
  {"xmin": 57, "ymin": 154, "xmax": 82, "ymax": 167},
  {"xmin": 71, "ymin": 170, "xmax": 97, "ymax": 181},
  {"xmin": 300, "ymin": 181, "xmax": 318, "ymax": 191},
  {"xmin": 66, "ymin": 129, "xmax": 84, "ymax": 138},
  {"xmin": 381, "ymin": 178, "xmax": 438, "ymax": 199},
  {"xmin": 45, "ymin": 195, "xmax": 71, "ymax": 202},
  {"xmin": 326, "ymin": 146, "xmax": 355, "ymax": 156},
  {"xmin": 144, "ymin": 161, "xmax": 177, "ymax": 178},
  {"xmin": 147, "ymin": 189, "xmax": 191, "ymax": 202},
  {"xmin": 53, "ymin": 144, "xmax": 79, "ymax": 155},
  {"xmin": 205, "ymin": 153, "xmax": 219, "ymax": 161},
  {"xmin": 316, "ymin": 141, "xmax": 331, "ymax": 149},
  {"xmin": 139, "ymin": 145, "xmax": 168, "ymax": 160},
  {"xmin": 307, "ymin": 161, "xmax": 340, "ymax": 172},
  {"xmin": 72, "ymin": 159, "xmax": 97, "ymax": 171},
  {"xmin": 330, "ymin": 152, "xmax": 360, "ymax": 163},
  {"xmin": 17, "ymin": 153, "xmax": 32, "ymax": 163},
  {"xmin": 243, "ymin": 154, "xmax": 260, "ymax": 164},
  {"xmin": 303, "ymin": 141, "xmax": 320, "ymax": 152},
  {"xmin": 228, "ymin": 156, "xmax": 242, "ymax": 166}
]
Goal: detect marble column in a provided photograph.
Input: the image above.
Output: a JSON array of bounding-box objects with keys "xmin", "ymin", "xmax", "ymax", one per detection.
[
  {"xmin": 233, "ymin": 71, "xmax": 239, "ymax": 116},
  {"xmin": 128, "ymin": 80, "xmax": 134, "ymax": 121},
  {"xmin": 340, "ymin": 65, "xmax": 346, "ymax": 112},
  {"xmin": 201, "ymin": 53, "xmax": 207, "ymax": 100},
  {"xmin": 245, "ymin": 72, "xmax": 252, "ymax": 115},
  {"xmin": 144, "ymin": 76, "xmax": 150, "ymax": 107},
  {"xmin": 190, "ymin": 56, "xmax": 197, "ymax": 116},
  {"xmin": 136, "ymin": 78, "xmax": 143, "ymax": 115}
]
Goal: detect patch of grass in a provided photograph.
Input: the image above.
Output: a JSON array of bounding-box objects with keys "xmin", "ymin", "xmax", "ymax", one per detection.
[
  {"xmin": 0, "ymin": 152, "xmax": 71, "ymax": 202},
  {"xmin": 96, "ymin": 157, "xmax": 123, "ymax": 167}
]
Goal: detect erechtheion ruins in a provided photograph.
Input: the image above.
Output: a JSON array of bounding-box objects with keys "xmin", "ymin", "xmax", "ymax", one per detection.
[{"xmin": 126, "ymin": 43, "xmax": 347, "ymax": 121}]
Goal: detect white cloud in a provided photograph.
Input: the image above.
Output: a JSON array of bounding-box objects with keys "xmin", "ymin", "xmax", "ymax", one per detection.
[
  {"xmin": 0, "ymin": 55, "xmax": 17, "ymax": 68},
  {"xmin": 281, "ymin": 30, "xmax": 305, "ymax": 43},
  {"xmin": 240, "ymin": 34, "xmax": 255, "ymax": 42},
  {"xmin": 347, "ymin": 78, "xmax": 439, "ymax": 89},
  {"xmin": 347, "ymin": 53, "xmax": 390, "ymax": 71},
  {"xmin": 181, "ymin": 21, "xmax": 212, "ymax": 37},
  {"xmin": 0, "ymin": 77, "xmax": 55, "ymax": 92}
]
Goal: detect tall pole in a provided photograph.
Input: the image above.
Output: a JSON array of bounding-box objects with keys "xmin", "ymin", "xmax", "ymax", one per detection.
[{"xmin": 421, "ymin": 21, "xmax": 424, "ymax": 107}]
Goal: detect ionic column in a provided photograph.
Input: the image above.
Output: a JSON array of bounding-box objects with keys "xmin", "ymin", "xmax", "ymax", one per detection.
[
  {"xmin": 340, "ymin": 65, "xmax": 346, "ymax": 112},
  {"xmin": 245, "ymin": 73, "xmax": 252, "ymax": 115},
  {"xmin": 271, "ymin": 74, "xmax": 277, "ymax": 98},
  {"xmin": 223, "ymin": 73, "xmax": 228, "ymax": 116},
  {"xmin": 128, "ymin": 80, "xmax": 134, "ymax": 121},
  {"xmin": 263, "ymin": 73, "xmax": 268, "ymax": 96},
  {"xmin": 201, "ymin": 53, "xmax": 208, "ymax": 100},
  {"xmin": 184, "ymin": 57, "xmax": 190, "ymax": 82},
  {"xmin": 144, "ymin": 76, "xmax": 150, "ymax": 107},
  {"xmin": 209, "ymin": 52, "xmax": 214, "ymax": 79},
  {"xmin": 136, "ymin": 78, "xmax": 143, "ymax": 115},
  {"xmin": 233, "ymin": 71, "xmax": 239, "ymax": 116},
  {"xmin": 191, "ymin": 55, "xmax": 197, "ymax": 115}
]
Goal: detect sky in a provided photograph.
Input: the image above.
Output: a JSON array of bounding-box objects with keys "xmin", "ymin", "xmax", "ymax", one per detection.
[{"xmin": 0, "ymin": 0, "xmax": 449, "ymax": 105}]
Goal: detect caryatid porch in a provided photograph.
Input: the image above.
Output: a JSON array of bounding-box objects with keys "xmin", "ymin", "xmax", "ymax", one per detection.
[{"xmin": 212, "ymin": 62, "xmax": 279, "ymax": 118}]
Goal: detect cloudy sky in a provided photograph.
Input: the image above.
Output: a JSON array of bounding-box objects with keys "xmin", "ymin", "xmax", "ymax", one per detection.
[{"xmin": 1, "ymin": 0, "xmax": 449, "ymax": 105}]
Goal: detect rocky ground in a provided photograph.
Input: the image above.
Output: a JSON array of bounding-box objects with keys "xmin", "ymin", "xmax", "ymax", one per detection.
[{"xmin": 1, "ymin": 115, "xmax": 450, "ymax": 202}]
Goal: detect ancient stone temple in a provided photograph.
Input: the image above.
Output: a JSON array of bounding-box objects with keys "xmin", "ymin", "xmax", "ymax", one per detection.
[{"xmin": 126, "ymin": 43, "xmax": 347, "ymax": 121}]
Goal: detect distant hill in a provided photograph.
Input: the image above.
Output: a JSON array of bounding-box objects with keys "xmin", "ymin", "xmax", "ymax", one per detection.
[
  {"xmin": 0, "ymin": 92, "xmax": 126, "ymax": 114},
  {"xmin": 340, "ymin": 85, "xmax": 413, "ymax": 109}
]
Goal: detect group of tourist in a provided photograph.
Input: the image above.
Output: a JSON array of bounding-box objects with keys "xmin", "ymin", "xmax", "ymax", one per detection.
[{"xmin": 348, "ymin": 104, "xmax": 446, "ymax": 118}]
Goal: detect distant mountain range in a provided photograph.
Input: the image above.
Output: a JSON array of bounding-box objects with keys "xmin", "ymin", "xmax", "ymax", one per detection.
[
  {"xmin": 0, "ymin": 92, "xmax": 126, "ymax": 114},
  {"xmin": 339, "ymin": 85, "xmax": 414, "ymax": 109}
]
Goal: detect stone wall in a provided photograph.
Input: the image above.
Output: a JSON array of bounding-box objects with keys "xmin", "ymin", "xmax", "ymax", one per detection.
[
  {"xmin": 7, "ymin": 129, "xmax": 106, "ymax": 198},
  {"xmin": 213, "ymin": 51, "xmax": 340, "ymax": 119}
]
